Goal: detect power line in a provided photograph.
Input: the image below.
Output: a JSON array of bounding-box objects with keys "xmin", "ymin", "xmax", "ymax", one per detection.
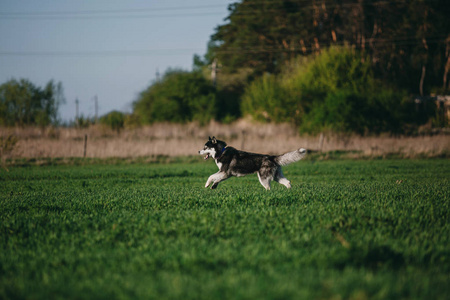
[
  {"xmin": 0, "ymin": 36, "xmax": 445, "ymax": 58},
  {"xmin": 213, "ymin": 38, "xmax": 447, "ymax": 54},
  {"xmin": 0, "ymin": 4, "xmax": 228, "ymax": 16},
  {"xmin": 0, "ymin": 11, "xmax": 227, "ymax": 20},
  {"xmin": 214, "ymin": 35, "xmax": 449, "ymax": 47},
  {"xmin": 0, "ymin": 0, "xmax": 421, "ymax": 20},
  {"xmin": 0, "ymin": 0, "xmax": 417, "ymax": 16},
  {"xmin": 0, "ymin": 3, "xmax": 233, "ymax": 20},
  {"xmin": 0, "ymin": 48, "xmax": 204, "ymax": 57}
]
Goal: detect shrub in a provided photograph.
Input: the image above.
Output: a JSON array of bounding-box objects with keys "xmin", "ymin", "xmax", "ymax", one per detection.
[
  {"xmin": 133, "ymin": 70, "xmax": 217, "ymax": 125},
  {"xmin": 124, "ymin": 113, "xmax": 142, "ymax": 129},
  {"xmin": 242, "ymin": 47, "xmax": 413, "ymax": 134},
  {"xmin": 74, "ymin": 115, "xmax": 93, "ymax": 128},
  {"xmin": 100, "ymin": 111, "xmax": 125, "ymax": 132},
  {"xmin": 0, "ymin": 135, "xmax": 18, "ymax": 158},
  {"xmin": 241, "ymin": 73, "xmax": 301, "ymax": 123}
]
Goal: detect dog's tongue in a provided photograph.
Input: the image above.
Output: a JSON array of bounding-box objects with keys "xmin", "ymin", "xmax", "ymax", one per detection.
[{"xmin": 204, "ymin": 154, "xmax": 210, "ymax": 160}]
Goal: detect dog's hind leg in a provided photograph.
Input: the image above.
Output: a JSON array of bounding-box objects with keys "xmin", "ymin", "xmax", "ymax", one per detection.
[
  {"xmin": 275, "ymin": 168, "xmax": 291, "ymax": 189},
  {"xmin": 205, "ymin": 172, "xmax": 229, "ymax": 189},
  {"xmin": 257, "ymin": 172, "xmax": 272, "ymax": 190},
  {"xmin": 277, "ymin": 177, "xmax": 291, "ymax": 188}
]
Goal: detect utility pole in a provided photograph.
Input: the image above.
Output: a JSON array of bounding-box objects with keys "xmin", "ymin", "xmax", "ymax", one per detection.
[
  {"xmin": 94, "ymin": 95, "xmax": 98, "ymax": 123},
  {"xmin": 210, "ymin": 58, "xmax": 221, "ymax": 87},
  {"xmin": 75, "ymin": 98, "xmax": 79, "ymax": 121}
]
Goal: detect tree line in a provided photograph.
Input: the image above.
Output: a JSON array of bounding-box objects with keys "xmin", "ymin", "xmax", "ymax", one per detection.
[
  {"xmin": 132, "ymin": 0, "xmax": 448, "ymax": 133},
  {"xmin": 0, "ymin": 79, "xmax": 64, "ymax": 127},
  {"xmin": 2, "ymin": 0, "xmax": 448, "ymax": 134},
  {"xmin": 208, "ymin": 0, "xmax": 449, "ymax": 95}
]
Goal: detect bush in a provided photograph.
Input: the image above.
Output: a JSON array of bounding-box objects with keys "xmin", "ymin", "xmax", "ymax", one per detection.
[
  {"xmin": 301, "ymin": 89, "xmax": 409, "ymax": 135},
  {"xmin": 133, "ymin": 70, "xmax": 217, "ymax": 125},
  {"xmin": 99, "ymin": 111, "xmax": 125, "ymax": 132},
  {"xmin": 300, "ymin": 90, "xmax": 368, "ymax": 134},
  {"xmin": 242, "ymin": 47, "xmax": 414, "ymax": 134},
  {"xmin": 124, "ymin": 113, "xmax": 141, "ymax": 129},
  {"xmin": 241, "ymin": 74, "xmax": 298, "ymax": 122}
]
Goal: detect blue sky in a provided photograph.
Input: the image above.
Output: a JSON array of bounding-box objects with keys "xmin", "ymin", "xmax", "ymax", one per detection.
[{"xmin": 0, "ymin": 0, "xmax": 234, "ymax": 122}]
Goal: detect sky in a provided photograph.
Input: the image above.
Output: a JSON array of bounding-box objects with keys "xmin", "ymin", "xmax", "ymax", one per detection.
[{"xmin": 0, "ymin": 0, "xmax": 235, "ymax": 122}]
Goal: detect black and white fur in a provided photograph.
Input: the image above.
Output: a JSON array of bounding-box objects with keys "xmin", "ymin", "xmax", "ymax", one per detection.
[{"xmin": 198, "ymin": 136, "xmax": 306, "ymax": 190}]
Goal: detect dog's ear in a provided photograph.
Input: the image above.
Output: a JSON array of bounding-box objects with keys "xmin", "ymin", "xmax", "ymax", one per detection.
[
  {"xmin": 208, "ymin": 136, "xmax": 212, "ymax": 141},
  {"xmin": 212, "ymin": 136, "xmax": 217, "ymax": 144}
]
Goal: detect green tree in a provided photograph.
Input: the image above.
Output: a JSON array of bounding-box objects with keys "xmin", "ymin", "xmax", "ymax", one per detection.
[
  {"xmin": 209, "ymin": 1, "xmax": 313, "ymax": 74},
  {"xmin": 242, "ymin": 47, "xmax": 414, "ymax": 134},
  {"xmin": 133, "ymin": 70, "xmax": 217, "ymax": 125},
  {"xmin": 0, "ymin": 79, "xmax": 64, "ymax": 126},
  {"xmin": 241, "ymin": 73, "xmax": 296, "ymax": 123},
  {"xmin": 208, "ymin": 0, "xmax": 449, "ymax": 94},
  {"xmin": 99, "ymin": 111, "xmax": 125, "ymax": 133}
]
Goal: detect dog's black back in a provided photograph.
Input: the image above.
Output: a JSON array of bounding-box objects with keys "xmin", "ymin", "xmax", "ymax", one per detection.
[{"xmin": 218, "ymin": 147, "xmax": 277, "ymax": 176}]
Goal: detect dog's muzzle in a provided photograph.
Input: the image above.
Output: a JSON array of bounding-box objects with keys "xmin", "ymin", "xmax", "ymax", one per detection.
[{"xmin": 198, "ymin": 150, "xmax": 210, "ymax": 160}]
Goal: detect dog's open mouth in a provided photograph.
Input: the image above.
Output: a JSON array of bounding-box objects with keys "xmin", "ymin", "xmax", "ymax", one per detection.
[{"xmin": 204, "ymin": 154, "xmax": 210, "ymax": 160}]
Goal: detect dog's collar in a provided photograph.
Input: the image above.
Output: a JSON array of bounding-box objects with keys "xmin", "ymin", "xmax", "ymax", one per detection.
[{"xmin": 220, "ymin": 147, "xmax": 227, "ymax": 156}]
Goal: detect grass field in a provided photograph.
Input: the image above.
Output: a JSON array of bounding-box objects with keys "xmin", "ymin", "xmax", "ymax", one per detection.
[{"xmin": 1, "ymin": 158, "xmax": 449, "ymax": 299}]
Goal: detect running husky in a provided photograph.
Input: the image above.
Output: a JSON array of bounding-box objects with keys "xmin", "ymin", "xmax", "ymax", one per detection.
[{"xmin": 198, "ymin": 136, "xmax": 306, "ymax": 190}]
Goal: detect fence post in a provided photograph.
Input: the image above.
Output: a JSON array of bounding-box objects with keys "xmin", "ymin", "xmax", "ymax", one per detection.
[{"xmin": 83, "ymin": 134, "xmax": 87, "ymax": 157}]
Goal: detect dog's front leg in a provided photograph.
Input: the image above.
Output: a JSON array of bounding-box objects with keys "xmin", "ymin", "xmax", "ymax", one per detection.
[
  {"xmin": 205, "ymin": 174, "xmax": 215, "ymax": 188},
  {"xmin": 205, "ymin": 172, "xmax": 229, "ymax": 189}
]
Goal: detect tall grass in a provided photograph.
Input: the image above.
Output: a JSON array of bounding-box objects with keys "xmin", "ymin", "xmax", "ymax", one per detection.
[{"xmin": 1, "ymin": 121, "xmax": 448, "ymax": 159}]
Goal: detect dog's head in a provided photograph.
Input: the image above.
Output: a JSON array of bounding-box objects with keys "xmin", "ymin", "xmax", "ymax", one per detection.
[{"xmin": 198, "ymin": 136, "xmax": 227, "ymax": 160}]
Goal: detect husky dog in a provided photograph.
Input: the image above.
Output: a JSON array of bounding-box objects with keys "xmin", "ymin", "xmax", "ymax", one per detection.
[{"xmin": 198, "ymin": 136, "xmax": 306, "ymax": 190}]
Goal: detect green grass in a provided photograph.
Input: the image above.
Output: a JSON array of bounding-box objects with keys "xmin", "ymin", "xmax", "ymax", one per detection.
[{"xmin": 1, "ymin": 159, "xmax": 449, "ymax": 299}]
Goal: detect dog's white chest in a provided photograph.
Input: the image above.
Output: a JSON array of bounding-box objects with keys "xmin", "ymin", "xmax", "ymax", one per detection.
[{"xmin": 215, "ymin": 160, "xmax": 222, "ymax": 170}]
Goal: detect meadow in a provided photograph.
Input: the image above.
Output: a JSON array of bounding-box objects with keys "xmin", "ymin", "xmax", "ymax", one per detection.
[
  {"xmin": 1, "ymin": 158, "xmax": 449, "ymax": 299},
  {"xmin": 1, "ymin": 122, "xmax": 449, "ymax": 159}
]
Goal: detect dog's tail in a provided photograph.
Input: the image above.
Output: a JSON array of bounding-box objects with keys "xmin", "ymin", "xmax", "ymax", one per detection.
[{"xmin": 275, "ymin": 148, "xmax": 307, "ymax": 166}]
